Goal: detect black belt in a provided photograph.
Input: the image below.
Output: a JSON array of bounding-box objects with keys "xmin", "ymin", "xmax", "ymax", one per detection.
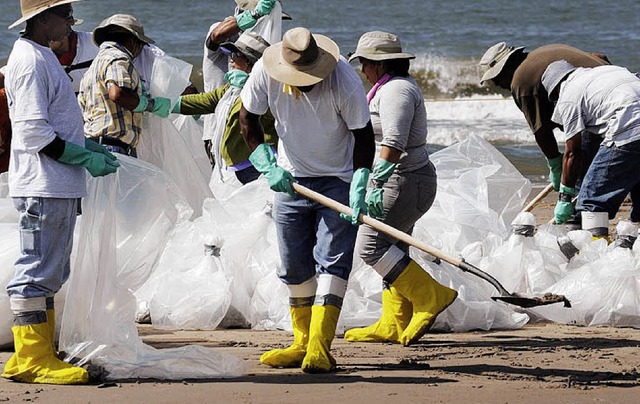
[{"xmin": 97, "ymin": 136, "xmax": 136, "ymax": 156}]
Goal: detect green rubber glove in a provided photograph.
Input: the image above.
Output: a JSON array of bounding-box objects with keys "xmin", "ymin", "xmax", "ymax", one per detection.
[
  {"xmin": 254, "ymin": 0, "xmax": 276, "ymax": 16},
  {"xmin": 150, "ymin": 97, "xmax": 172, "ymax": 118},
  {"xmin": 58, "ymin": 141, "xmax": 120, "ymax": 177},
  {"xmin": 365, "ymin": 158, "xmax": 397, "ymax": 218},
  {"xmin": 340, "ymin": 167, "xmax": 370, "ymax": 226},
  {"xmin": 172, "ymin": 97, "xmax": 182, "ymax": 114},
  {"xmin": 224, "ymin": 69, "xmax": 250, "ymax": 89},
  {"xmin": 249, "ymin": 143, "xmax": 296, "ymax": 197},
  {"xmin": 554, "ymin": 184, "xmax": 576, "ymax": 224},
  {"xmin": 133, "ymin": 92, "xmax": 151, "ymax": 112},
  {"xmin": 84, "ymin": 138, "xmax": 118, "ymax": 162},
  {"xmin": 546, "ymin": 155, "xmax": 562, "ymax": 192},
  {"xmin": 235, "ymin": 10, "xmax": 258, "ymax": 31}
]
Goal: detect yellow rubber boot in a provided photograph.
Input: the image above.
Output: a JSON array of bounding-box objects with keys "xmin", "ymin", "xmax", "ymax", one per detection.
[
  {"xmin": 4, "ymin": 307, "xmax": 57, "ymax": 375},
  {"xmin": 393, "ymin": 260, "xmax": 458, "ymax": 346},
  {"xmin": 1, "ymin": 322, "xmax": 88, "ymax": 385},
  {"xmin": 301, "ymin": 305, "xmax": 340, "ymax": 374},
  {"xmin": 260, "ymin": 306, "xmax": 311, "ymax": 368},
  {"xmin": 344, "ymin": 286, "xmax": 412, "ymax": 343}
]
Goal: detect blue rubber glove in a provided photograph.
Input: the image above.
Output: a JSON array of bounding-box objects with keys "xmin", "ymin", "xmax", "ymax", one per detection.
[
  {"xmin": 546, "ymin": 155, "xmax": 562, "ymax": 192},
  {"xmin": 340, "ymin": 168, "xmax": 370, "ymax": 226},
  {"xmin": 84, "ymin": 138, "xmax": 118, "ymax": 163},
  {"xmin": 249, "ymin": 143, "xmax": 296, "ymax": 197},
  {"xmin": 365, "ymin": 158, "xmax": 397, "ymax": 218},
  {"xmin": 224, "ymin": 69, "xmax": 250, "ymax": 89},
  {"xmin": 58, "ymin": 141, "xmax": 120, "ymax": 177},
  {"xmin": 554, "ymin": 184, "xmax": 576, "ymax": 224}
]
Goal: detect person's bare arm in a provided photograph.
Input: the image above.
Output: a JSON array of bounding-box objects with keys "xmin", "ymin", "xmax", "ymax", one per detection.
[
  {"xmin": 239, "ymin": 105, "xmax": 265, "ymax": 151},
  {"xmin": 534, "ymin": 121, "xmax": 562, "ymax": 160},
  {"xmin": 108, "ymin": 84, "xmax": 140, "ymax": 111},
  {"xmin": 205, "ymin": 17, "xmax": 240, "ymax": 51},
  {"xmin": 351, "ymin": 121, "xmax": 376, "ymax": 170},
  {"xmin": 561, "ymin": 133, "xmax": 582, "ymax": 188}
]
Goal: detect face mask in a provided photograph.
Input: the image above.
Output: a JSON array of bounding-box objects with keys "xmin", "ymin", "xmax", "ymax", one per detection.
[{"xmin": 223, "ymin": 69, "xmax": 249, "ymax": 89}]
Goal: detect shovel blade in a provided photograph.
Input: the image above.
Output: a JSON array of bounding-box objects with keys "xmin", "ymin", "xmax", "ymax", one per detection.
[{"xmin": 492, "ymin": 292, "xmax": 571, "ymax": 308}]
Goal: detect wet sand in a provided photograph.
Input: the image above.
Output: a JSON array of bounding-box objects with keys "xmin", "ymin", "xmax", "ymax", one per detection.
[{"xmin": 0, "ymin": 186, "xmax": 638, "ymax": 403}]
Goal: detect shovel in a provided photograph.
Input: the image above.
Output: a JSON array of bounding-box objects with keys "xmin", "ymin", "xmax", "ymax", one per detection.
[{"xmin": 291, "ymin": 182, "xmax": 571, "ymax": 309}]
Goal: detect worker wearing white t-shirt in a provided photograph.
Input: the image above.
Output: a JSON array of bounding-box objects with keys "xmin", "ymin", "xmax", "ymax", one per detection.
[
  {"xmin": 3, "ymin": 0, "xmax": 119, "ymax": 385},
  {"xmin": 240, "ymin": 27, "xmax": 375, "ymax": 374}
]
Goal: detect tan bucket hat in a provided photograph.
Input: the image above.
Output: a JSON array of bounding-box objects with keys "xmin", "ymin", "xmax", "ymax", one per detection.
[
  {"xmin": 479, "ymin": 42, "xmax": 525, "ymax": 85},
  {"xmin": 93, "ymin": 14, "xmax": 155, "ymax": 46},
  {"xmin": 9, "ymin": 0, "xmax": 84, "ymax": 30},
  {"xmin": 262, "ymin": 27, "xmax": 339, "ymax": 87},
  {"xmin": 348, "ymin": 31, "xmax": 415, "ymax": 63}
]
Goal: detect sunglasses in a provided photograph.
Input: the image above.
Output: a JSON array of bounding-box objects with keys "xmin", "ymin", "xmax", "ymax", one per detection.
[
  {"xmin": 230, "ymin": 51, "xmax": 248, "ymax": 62},
  {"xmin": 48, "ymin": 7, "xmax": 74, "ymax": 21}
]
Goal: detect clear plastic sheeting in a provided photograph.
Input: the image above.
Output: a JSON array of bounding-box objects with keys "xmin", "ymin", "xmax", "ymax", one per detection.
[
  {"xmin": 60, "ymin": 156, "xmax": 246, "ymax": 380},
  {"xmin": 0, "ymin": 224, "xmax": 19, "ymax": 348},
  {"xmin": 148, "ymin": 53, "xmax": 192, "ymax": 109},
  {"xmin": 137, "ymin": 114, "xmax": 213, "ymax": 218}
]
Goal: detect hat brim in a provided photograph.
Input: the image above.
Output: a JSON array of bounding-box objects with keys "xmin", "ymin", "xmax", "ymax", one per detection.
[
  {"xmin": 263, "ymin": 34, "xmax": 340, "ymax": 87},
  {"xmin": 479, "ymin": 46, "xmax": 525, "ymax": 85},
  {"xmin": 93, "ymin": 24, "xmax": 155, "ymax": 46},
  {"xmin": 9, "ymin": 0, "xmax": 85, "ymax": 30},
  {"xmin": 348, "ymin": 51, "xmax": 415, "ymax": 63}
]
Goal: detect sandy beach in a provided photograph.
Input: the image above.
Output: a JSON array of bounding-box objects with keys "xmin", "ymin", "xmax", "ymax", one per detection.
[{"xmin": 0, "ymin": 186, "xmax": 638, "ymax": 403}]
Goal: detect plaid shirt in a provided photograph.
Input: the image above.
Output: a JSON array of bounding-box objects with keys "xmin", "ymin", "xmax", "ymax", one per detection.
[{"xmin": 78, "ymin": 42, "xmax": 142, "ymax": 147}]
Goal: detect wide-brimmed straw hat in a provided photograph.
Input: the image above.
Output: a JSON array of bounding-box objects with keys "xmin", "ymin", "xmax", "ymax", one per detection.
[
  {"xmin": 348, "ymin": 31, "xmax": 415, "ymax": 63},
  {"xmin": 479, "ymin": 41, "xmax": 525, "ymax": 85},
  {"xmin": 263, "ymin": 27, "xmax": 339, "ymax": 87},
  {"xmin": 221, "ymin": 31, "xmax": 270, "ymax": 64},
  {"xmin": 93, "ymin": 14, "xmax": 155, "ymax": 46},
  {"xmin": 9, "ymin": 0, "xmax": 84, "ymax": 30}
]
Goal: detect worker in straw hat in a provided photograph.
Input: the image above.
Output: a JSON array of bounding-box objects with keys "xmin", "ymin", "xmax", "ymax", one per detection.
[
  {"xmin": 343, "ymin": 31, "xmax": 457, "ymax": 346},
  {"xmin": 78, "ymin": 14, "xmax": 172, "ymax": 157},
  {"xmin": 239, "ymin": 27, "xmax": 375, "ymax": 373},
  {"xmin": 3, "ymin": 0, "xmax": 119, "ymax": 385}
]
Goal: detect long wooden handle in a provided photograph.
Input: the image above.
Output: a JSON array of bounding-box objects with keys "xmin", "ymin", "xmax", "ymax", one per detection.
[
  {"xmin": 291, "ymin": 182, "xmax": 463, "ymax": 267},
  {"xmin": 522, "ymin": 183, "xmax": 554, "ymax": 213}
]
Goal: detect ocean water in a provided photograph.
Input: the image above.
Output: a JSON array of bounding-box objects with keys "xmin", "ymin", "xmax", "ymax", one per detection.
[{"xmin": 2, "ymin": 0, "xmax": 639, "ymax": 184}]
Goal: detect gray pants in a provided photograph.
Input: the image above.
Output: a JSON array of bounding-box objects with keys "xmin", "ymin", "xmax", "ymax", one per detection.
[{"xmin": 356, "ymin": 161, "xmax": 437, "ymax": 275}]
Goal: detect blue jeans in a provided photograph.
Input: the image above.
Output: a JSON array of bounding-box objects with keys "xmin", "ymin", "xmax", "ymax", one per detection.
[
  {"xmin": 577, "ymin": 139, "xmax": 640, "ymax": 219},
  {"xmin": 6, "ymin": 197, "xmax": 78, "ymax": 298},
  {"xmin": 273, "ymin": 176, "xmax": 358, "ymax": 285}
]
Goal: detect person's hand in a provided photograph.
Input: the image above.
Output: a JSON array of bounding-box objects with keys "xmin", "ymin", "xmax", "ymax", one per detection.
[
  {"xmin": 340, "ymin": 167, "xmax": 370, "ymax": 226},
  {"xmin": 545, "ymin": 155, "xmax": 562, "ymax": 192},
  {"xmin": 366, "ymin": 187, "xmax": 384, "ymax": 218},
  {"xmin": 224, "ymin": 69, "xmax": 249, "ymax": 88},
  {"xmin": 84, "ymin": 138, "xmax": 118, "ymax": 162},
  {"xmin": 249, "ymin": 143, "xmax": 296, "ymax": 197},
  {"xmin": 254, "ymin": 0, "xmax": 276, "ymax": 16},
  {"xmin": 57, "ymin": 141, "xmax": 120, "ymax": 177},
  {"xmin": 554, "ymin": 184, "xmax": 576, "ymax": 224}
]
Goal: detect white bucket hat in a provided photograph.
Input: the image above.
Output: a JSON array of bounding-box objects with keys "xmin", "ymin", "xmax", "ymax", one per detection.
[
  {"xmin": 479, "ymin": 41, "xmax": 525, "ymax": 84},
  {"xmin": 263, "ymin": 27, "xmax": 339, "ymax": 87},
  {"xmin": 93, "ymin": 14, "xmax": 155, "ymax": 46},
  {"xmin": 348, "ymin": 31, "xmax": 415, "ymax": 63},
  {"xmin": 9, "ymin": 0, "xmax": 84, "ymax": 30},
  {"xmin": 541, "ymin": 60, "xmax": 577, "ymax": 99}
]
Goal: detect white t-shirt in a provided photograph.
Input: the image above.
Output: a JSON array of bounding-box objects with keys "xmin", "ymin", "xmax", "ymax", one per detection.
[
  {"xmin": 553, "ymin": 65, "xmax": 640, "ymax": 147},
  {"xmin": 5, "ymin": 38, "xmax": 86, "ymax": 198},
  {"xmin": 241, "ymin": 57, "xmax": 370, "ymax": 182},
  {"xmin": 66, "ymin": 31, "xmax": 99, "ymax": 93}
]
